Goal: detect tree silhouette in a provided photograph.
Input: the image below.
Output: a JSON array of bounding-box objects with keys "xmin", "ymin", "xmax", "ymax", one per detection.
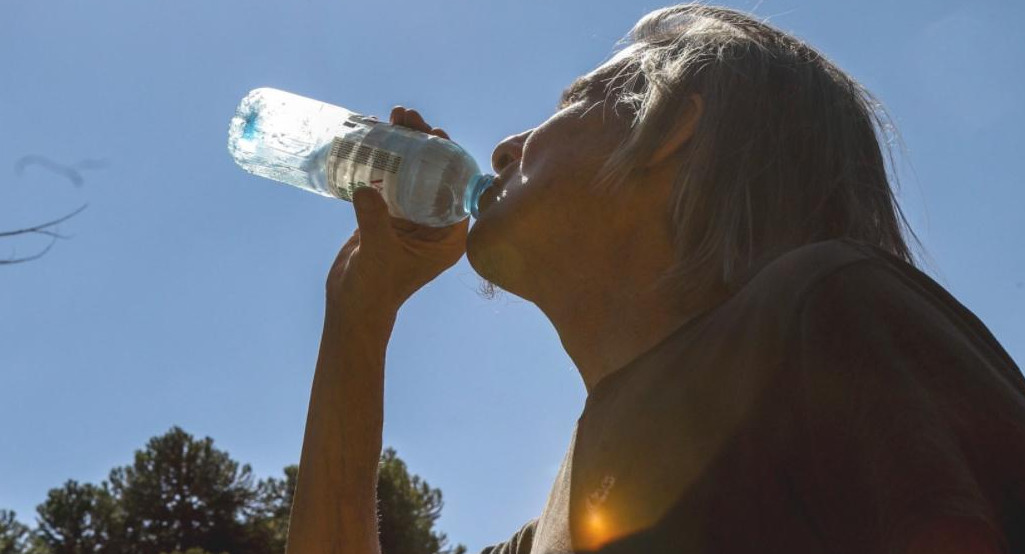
[
  {"xmin": 107, "ymin": 427, "xmax": 265, "ymax": 554},
  {"xmin": 259, "ymin": 451, "xmax": 467, "ymax": 554},
  {"xmin": 35, "ymin": 481, "xmax": 122, "ymax": 554},
  {"xmin": 9, "ymin": 428, "xmax": 464, "ymax": 554},
  {"xmin": 377, "ymin": 448, "xmax": 466, "ymax": 554},
  {"xmin": 252, "ymin": 466, "xmax": 297, "ymax": 553},
  {"xmin": 0, "ymin": 510, "xmax": 34, "ymax": 554}
]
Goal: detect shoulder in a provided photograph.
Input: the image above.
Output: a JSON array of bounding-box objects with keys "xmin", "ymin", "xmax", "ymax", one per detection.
[
  {"xmin": 784, "ymin": 240, "xmax": 958, "ymax": 357},
  {"xmin": 728, "ymin": 239, "xmax": 878, "ymax": 316},
  {"xmin": 790, "ymin": 240, "xmax": 980, "ymax": 347},
  {"xmin": 717, "ymin": 239, "xmax": 1011, "ymax": 368},
  {"xmin": 784, "ymin": 241, "xmax": 1022, "ymax": 397},
  {"xmin": 687, "ymin": 240, "xmax": 894, "ymax": 368},
  {"xmin": 741, "ymin": 238, "xmax": 956, "ymax": 334},
  {"xmin": 714, "ymin": 239, "xmax": 891, "ymax": 338},
  {"xmin": 740, "ymin": 238, "xmax": 888, "ymax": 301}
]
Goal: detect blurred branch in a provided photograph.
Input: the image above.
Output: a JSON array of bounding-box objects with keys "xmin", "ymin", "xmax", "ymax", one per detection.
[
  {"xmin": 0, "ymin": 204, "xmax": 88, "ymax": 265},
  {"xmin": 14, "ymin": 155, "xmax": 110, "ymax": 187},
  {"xmin": 2, "ymin": 153, "xmax": 104, "ymax": 265}
]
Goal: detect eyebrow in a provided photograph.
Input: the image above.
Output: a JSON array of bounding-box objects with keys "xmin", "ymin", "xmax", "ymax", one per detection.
[{"xmin": 557, "ymin": 76, "xmax": 593, "ymax": 110}]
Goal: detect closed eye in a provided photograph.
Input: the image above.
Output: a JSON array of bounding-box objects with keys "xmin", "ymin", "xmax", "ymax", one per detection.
[{"xmin": 558, "ymin": 77, "xmax": 594, "ymax": 111}]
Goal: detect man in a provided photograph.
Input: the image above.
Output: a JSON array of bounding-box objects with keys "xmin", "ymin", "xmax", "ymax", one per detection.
[{"xmin": 286, "ymin": 5, "xmax": 1024, "ymax": 553}]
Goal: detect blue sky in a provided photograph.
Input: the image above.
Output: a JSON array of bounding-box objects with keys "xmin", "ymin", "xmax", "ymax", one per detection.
[{"xmin": 1, "ymin": 0, "xmax": 1022, "ymax": 551}]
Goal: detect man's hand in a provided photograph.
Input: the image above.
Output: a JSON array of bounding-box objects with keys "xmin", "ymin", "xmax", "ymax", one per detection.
[{"xmin": 327, "ymin": 107, "xmax": 468, "ymax": 317}]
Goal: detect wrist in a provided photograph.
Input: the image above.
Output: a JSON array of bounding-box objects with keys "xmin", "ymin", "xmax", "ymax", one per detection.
[{"xmin": 324, "ymin": 297, "xmax": 399, "ymax": 337}]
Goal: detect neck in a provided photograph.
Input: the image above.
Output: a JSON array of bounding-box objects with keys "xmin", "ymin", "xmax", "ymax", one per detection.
[{"xmin": 535, "ymin": 266, "xmax": 720, "ymax": 394}]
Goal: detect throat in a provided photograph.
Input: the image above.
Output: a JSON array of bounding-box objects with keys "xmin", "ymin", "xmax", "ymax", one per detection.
[{"xmin": 544, "ymin": 293, "xmax": 696, "ymax": 394}]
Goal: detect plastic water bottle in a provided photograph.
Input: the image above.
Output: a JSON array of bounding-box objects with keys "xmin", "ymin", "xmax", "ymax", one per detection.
[{"xmin": 227, "ymin": 87, "xmax": 495, "ymax": 227}]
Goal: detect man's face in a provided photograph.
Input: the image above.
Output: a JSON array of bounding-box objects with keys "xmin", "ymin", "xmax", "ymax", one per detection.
[{"xmin": 465, "ymin": 83, "xmax": 644, "ymax": 301}]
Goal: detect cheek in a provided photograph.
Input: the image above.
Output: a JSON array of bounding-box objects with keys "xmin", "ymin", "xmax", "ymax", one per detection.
[{"xmin": 529, "ymin": 129, "xmax": 621, "ymax": 188}]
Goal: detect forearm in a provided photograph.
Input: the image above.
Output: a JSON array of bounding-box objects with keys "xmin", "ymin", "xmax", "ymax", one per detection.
[{"xmin": 287, "ymin": 306, "xmax": 397, "ymax": 554}]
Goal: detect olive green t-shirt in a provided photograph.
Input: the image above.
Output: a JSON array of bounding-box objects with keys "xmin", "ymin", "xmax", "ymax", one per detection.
[{"xmin": 481, "ymin": 239, "xmax": 1024, "ymax": 554}]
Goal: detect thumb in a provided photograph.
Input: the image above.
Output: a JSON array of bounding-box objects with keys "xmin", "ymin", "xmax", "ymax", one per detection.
[{"xmin": 352, "ymin": 187, "xmax": 392, "ymax": 243}]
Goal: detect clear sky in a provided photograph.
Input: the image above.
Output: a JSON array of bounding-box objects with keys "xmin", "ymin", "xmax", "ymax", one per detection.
[{"xmin": 1, "ymin": 0, "xmax": 1022, "ymax": 551}]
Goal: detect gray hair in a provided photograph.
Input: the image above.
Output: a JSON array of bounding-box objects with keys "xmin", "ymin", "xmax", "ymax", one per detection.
[{"xmin": 562, "ymin": 4, "xmax": 920, "ymax": 305}]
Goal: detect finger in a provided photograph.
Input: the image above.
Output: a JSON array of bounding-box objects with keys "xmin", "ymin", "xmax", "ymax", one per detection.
[
  {"xmin": 389, "ymin": 106, "xmax": 406, "ymax": 125},
  {"xmin": 351, "ymin": 187, "xmax": 392, "ymax": 248},
  {"xmin": 403, "ymin": 109, "xmax": 432, "ymax": 133},
  {"xmin": 342, "ymin": 228, "xmax": 360, "ymax": 253},
  {"xmin": 430, "ymin": 127, "xmax": 450, "ymax": 140},
  {"xmin": 336, "ymin": 226, "xmax": 358, "ymax": 247},
  {"xmin": 331, "ymin": 228, "xmax": 361, "ymax": 272}
]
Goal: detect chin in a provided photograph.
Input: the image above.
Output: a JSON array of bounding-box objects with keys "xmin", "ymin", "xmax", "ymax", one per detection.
[
  {"xmin": 466, "ymin": 221, "xmax": 530, "ymax": 300},
  {"xmin": 466, "ymin": 222, "xmax": 502, "ymax": 284}
]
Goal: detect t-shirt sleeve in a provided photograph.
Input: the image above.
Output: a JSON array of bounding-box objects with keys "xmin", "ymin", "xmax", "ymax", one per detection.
[
  {"xmin": 785, "ymin": 260, "xmax": 1009, "ymax": 554},
  {"xmin": 479, "ymin": 519, "xmax": 537, "ymax": 554}
]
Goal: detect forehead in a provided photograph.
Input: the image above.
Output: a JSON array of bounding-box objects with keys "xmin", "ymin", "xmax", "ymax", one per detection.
[{"xmin": 557, "ymin": 45, "xmax": 642, "ymax": 110}]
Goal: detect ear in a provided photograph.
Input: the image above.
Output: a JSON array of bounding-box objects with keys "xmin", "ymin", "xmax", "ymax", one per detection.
[{"xmin": 644, "ymin": 94, "xmax": 703, "ymax": 169}]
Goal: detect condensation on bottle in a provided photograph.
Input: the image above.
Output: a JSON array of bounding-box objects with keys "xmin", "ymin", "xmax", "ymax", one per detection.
[{"xmin": 227, "ymin": 87, "xmax": 495, "ymax": 227}]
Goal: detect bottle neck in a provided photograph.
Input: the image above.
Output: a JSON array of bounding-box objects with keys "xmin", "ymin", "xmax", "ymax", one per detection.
[{"xmin": 467, "ymin": 174, "xmax": 496, "ymax": 219}]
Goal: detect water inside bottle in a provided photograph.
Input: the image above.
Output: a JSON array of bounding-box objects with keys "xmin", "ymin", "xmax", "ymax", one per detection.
[
  {"xmin": 229, "ymin": 89, "xmax": 355, "ymax": 195},
  {"xmin": 229, "ymin": 88, "xmax": 491, "ymax": 226},
  {"xmin": 322, "ymin": 122, "xmax": 483, "ymax": 226}
]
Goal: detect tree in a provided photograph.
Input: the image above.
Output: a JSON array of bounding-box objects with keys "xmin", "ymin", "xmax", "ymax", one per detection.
[
  {"xmin": 34, "ymin": 481, "xmax": 122, "ymax": 554},
  {"xmin": 107, "ymin": 427, "xmax": 267, "ymax": 554},
  {"xmin": 252, "ymin": 466, "xmax": 297, "ymax": 553},
  {"xmin": 0, "ymin": 510, "xmax": 32, "ymax": 554},
  {"xmin": 259, "ymin": 449, "xmax": 466, "ymax": 554},
  {"xmin": 13, "ymin": 429, "xmax": 465, "ymax": 554},
  {"xmin": 376, "ymin": 448, "xmax": 465, "ymax": 554}
]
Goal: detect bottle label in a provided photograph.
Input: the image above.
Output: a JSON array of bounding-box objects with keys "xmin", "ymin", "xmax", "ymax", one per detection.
[{"xmin": 326, "ymin": 122, "xmax": 404, "ymax": 202}]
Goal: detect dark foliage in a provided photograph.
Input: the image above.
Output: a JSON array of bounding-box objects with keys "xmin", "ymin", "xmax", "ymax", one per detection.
[{"xmin": 4, "ymin": 428, "xmax": 464, "ymax": 554}]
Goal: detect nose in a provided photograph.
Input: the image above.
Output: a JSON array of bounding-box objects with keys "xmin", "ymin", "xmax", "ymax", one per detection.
[{"xmin": 491, "ymin": 129, "xmax": 532, "ymax": 174}]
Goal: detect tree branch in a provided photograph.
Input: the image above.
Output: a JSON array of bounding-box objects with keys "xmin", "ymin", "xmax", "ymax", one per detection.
[{"xmin": 0, "ymin": 203, "xmax": 87, "ymax": 264}]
